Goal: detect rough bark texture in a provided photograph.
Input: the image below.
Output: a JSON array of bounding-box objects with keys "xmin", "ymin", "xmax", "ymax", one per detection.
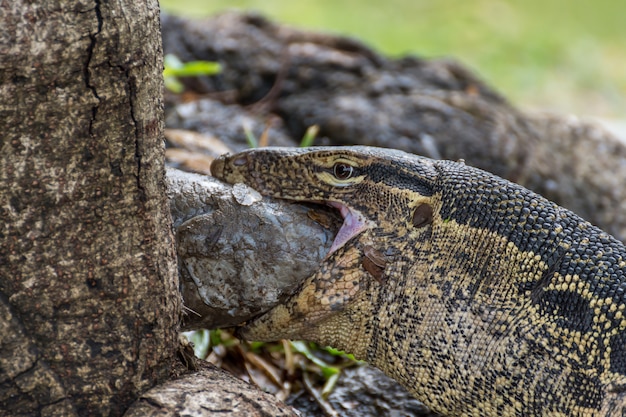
[
  {"xmin": 162, "ymin": 11, "xmax": 626, "ymax": 243},
  {"xmin": 124, "ymin": 362, "xmax": 301, "ymax": 417},
  {"xmin": 0, "ymin": 1, "xmax": 179, "ymax": 416}
]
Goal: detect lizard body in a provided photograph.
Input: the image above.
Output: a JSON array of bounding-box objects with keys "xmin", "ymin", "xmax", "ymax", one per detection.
[{"xmin": 211, "ymin": 146, "xmax": 626, "ymax": 416}]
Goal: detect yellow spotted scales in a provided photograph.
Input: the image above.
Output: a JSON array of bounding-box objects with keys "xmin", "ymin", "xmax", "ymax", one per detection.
[{"xmin": 210, "ymin": 146, "xmax": 626, "ymax": 416}]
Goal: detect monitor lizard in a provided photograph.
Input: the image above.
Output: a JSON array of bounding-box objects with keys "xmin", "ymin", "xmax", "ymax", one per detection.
[{"xmin": 210, "ymin": 146, "xmax": 626, "ymax": 416}]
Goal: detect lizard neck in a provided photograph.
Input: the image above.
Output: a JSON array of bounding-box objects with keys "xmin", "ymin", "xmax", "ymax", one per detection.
[{"xmin": 364, "ymin": 179, "xmax": 626, "ymax": 415}]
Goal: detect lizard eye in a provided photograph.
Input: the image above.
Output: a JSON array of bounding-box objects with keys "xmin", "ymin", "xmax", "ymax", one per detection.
[{"xmin": 333, "ymin": 163, "xmax": 354, "ymax": 180}]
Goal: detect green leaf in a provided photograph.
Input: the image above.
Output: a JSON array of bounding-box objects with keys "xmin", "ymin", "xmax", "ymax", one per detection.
[
  {"xmin": 163, "ymin": 54, "xmax": 184, "ymax": 71},
  {"xmin": 164, "ymin": 76, "xmax": 184, "ymax": 93},
  {"xmin": 183, "ymin": 330, "xmax": 210, "ymax": 359},
  {"xmin": 163, "ymin": 54, "xmax": 222, "ymax": 92},
  {"xmin": 299, "ymin": 124, "xmax": 319, "ymax": 147},
  {"xmin": 323, "ymin": 345, "xmax": 358, "ymax": 361},
  {"xmin": 321, "ymin": 372, "xmax": 340, "ymax": 399},
  {"xmin": 248, "ymin": 341, "xmax": 267, "ymax": 351},
  {"xmin": 166, "ymin": 61, "xmax": 222, "ymax": 77},
  {"xmin": 290, "ymin": 341, "xmax": 340, "ymax": 377},
  {"xmin": 209, "ymin": 329, "xmax": 223, "ymax": 347},
  {"xmin": 242, "ymin": 123, "xmax": 258, "ymax": 148}
]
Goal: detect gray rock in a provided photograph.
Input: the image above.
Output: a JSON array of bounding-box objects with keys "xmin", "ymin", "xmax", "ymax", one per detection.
[{"xmin": 166, "ymin": 168, "xmax": 340, "ymax": 330}]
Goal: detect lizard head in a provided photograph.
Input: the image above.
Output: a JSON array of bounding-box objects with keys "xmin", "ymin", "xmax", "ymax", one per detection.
[
  {"xmin": 213, "ymin": 146, "xmax": 626, "ymax": 415},
  {"xmin": 211, "ymin": 146, "xmax": 439, "ymax": 357}
]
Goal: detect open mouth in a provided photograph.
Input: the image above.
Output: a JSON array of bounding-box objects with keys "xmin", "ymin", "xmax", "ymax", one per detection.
[
  {"xmin": 325, "ymin": 201, "xmax": 371, "ymax": 258},
  {"xmin": 234, "ymin": 199, "xmax": 373, "ymax": 340}
]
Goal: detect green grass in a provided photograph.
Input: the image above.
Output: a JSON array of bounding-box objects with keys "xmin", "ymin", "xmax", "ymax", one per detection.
[{"xmin": 160, "ymin": 0, "xmax": 625, "ymax": 118}]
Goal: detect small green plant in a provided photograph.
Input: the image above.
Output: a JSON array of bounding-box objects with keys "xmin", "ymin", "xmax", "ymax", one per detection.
[
  {"xmin": 242, "ymin": 122, "xmax": 259, "ymax": 148},
  {"xmin": 183, "ymin": 329, "xmax": 237, "ymax": 359},
  {"xmin": 290, "ymin": 340, "xmax": 360, "ymax": 398},
  {"xmin": 299, "ymin": 124, "xmax": 319, "ymax": 147},
  {"xmin": 163, "ymin": 54, "xmax": 221, "ymax": 93}
]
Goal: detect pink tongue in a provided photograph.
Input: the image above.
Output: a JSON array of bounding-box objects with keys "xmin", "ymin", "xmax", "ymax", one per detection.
[{"xmin": 326, "ymin": 202, "xmax": 369, "ymax": 257}]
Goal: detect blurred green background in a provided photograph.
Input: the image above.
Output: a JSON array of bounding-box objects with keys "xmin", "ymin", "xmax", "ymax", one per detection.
[{"xmin": 160, "ymin": 0, "xmax": 625, "ymax": 120}]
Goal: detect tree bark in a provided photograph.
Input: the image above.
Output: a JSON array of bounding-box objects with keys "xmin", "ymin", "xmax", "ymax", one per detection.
[
  {"xmin": 0, "ymin": 1, "xmax": 179, "ymax": 416},
  {"xmin": 124, "ymin": 362, "xmax": 301, "ymax": 417}
]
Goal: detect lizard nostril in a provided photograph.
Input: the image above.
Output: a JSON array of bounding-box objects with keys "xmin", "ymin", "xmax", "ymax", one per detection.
[
  {"xmin": 210, "ymin": 158, "xmax": 225, "ymax": 177},
  {"xmin": 233, "ymin": 156, "xmax": 248, "ymax": 167}
]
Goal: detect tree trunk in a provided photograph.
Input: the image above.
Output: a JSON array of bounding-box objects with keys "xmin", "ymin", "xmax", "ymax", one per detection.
[{"xmin": 0, "ymin": 1, "xmax": 180, "ymax": 416}]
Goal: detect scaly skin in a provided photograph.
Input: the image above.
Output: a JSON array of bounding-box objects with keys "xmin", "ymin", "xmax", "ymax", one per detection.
[{"xmin": 211, "ymin": 146, "xmax": 626, "ymax": 416}]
